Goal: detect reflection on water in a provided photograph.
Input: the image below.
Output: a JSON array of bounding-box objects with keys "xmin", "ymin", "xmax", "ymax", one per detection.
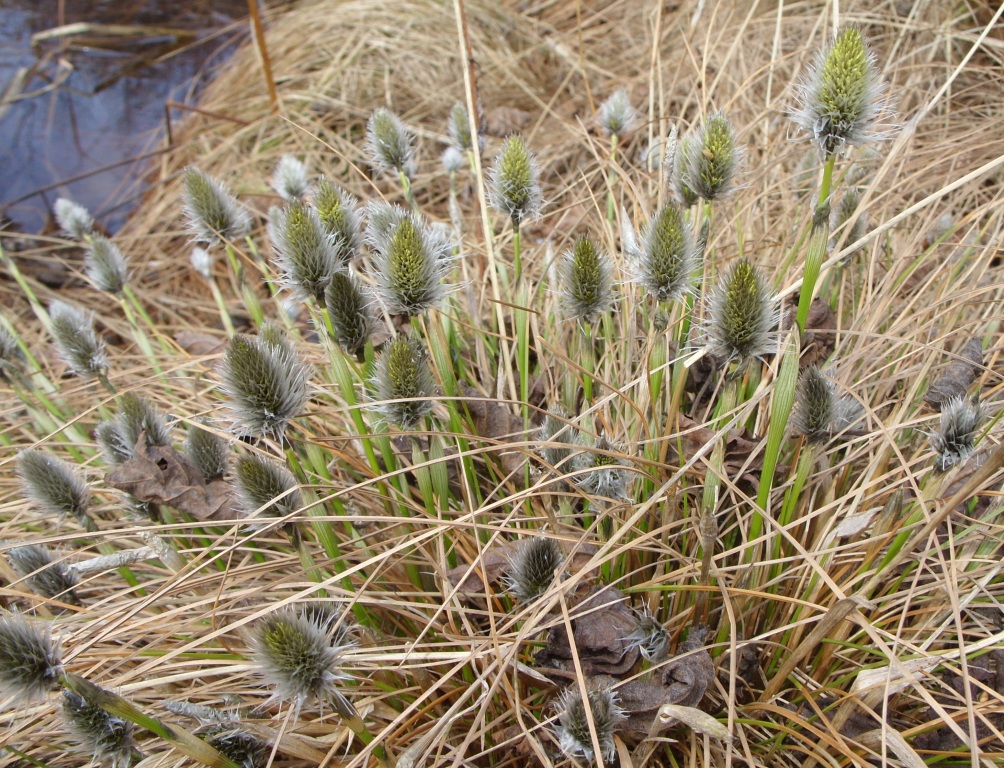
[{"xmin": 0, "ymin": 0, "xmax": 250, "ymax": 234}]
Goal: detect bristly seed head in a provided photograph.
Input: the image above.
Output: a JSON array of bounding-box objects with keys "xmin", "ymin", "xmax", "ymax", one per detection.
[
  {"xmin": 703, "ymin": 259, "xmax": 779, "ymax": 367},
  {"xmin": 677, "ymin": 111, "xmax": 741, "ymax": 202},
  {"xmin": 184, "ymin": 419, "xmax": 229, "ymax": 481},
  {"xmin": 555, "ymin": 686, "xmax": 625, "ymax": 764},
  {"xmin": 271, "ymin": 154, "xmax": 310, "ymax": 202},
  {"xmin": 793, "ymin": 366, "xmax": 835, "ymax": 443},
  {"xmin": 95, "ymin": 393, "xmax": 172, "ymax": 467},
  {"xmin": 0, "ymin": 610, "xmax": 63, "ymax": 704},
  {"xmin": 625, "ymin": 609, "xmax": 669, "ymax": 662},
  {"xmin": 487, "ymin": 134, "xmax": 544, "ymax": 227},
  {"xmin": 49, "ymin": 300, "xmax": 108, "ymax": 379},
  {"xmin": 232, "ymin": 453, "xmax": 302, "ymax": 524},
  {"xmin": 448, "ymin": 102, "xmax": 484, "ymax": 155},
  {"xmin": 250, "ymin": 606, "xmax": 354, "ymax": 711},
  {"xmin": 535, "ymin": 408, "xmax": 580, "ymax": 476},
  {"xmin": 831, "ymin": 187, "xmax": 867, "ymax": 251},
  {"xmin": 0, "ymin": 324, "xmax": 25, "ymax": 382},
  {"xmin": 269, "ymin": 200, "xmax": 344, "ymax": 303},
  {"xmin": 219, "ymin": 324, "xmax": 311, "ymax": 442},
  {"xmin": 369, "ymin": 335, "xmax": 436, "ymax": 430},
  {"xmin": 61, "ymin": 688, "xmax": 137, "ymax": 768},
  {"xmin": 632, "ymin": 203, "xmax": 696, "ymax": 303},
  {"xmin": 366, "ymin": 107, "xmax": 416, "ymax": 179},
  {"xmin": 931, "ymin": 397, "xmax": 982, "ymax": 472},
  {"xmin": 574, "ymin": 434, "xmax": 632, "ymax": 500},
  {"xmin": 367, "ymin": 203, "xmax": 452, "ymax": 317},
  {"xmin": 312, "ymin": 179, "xmax": 361, "ymax": 259},
  {"xmin": 559, "ymin": 234, "xmax": 615, "ymax": 324},
  {"xmin": 325, "ymin": 271, "xmax": 373, "ymax": 356},
  {"xmin": 505, "ymin": 537, "xmax": 564, "ymax": 603},
  {"xmin": 54, "ymin": 198, "xmax": 94, "ymax": 240},
  {"xmin": 17, "ymin": 448, "xmax": 91, "ymax": 525},
  {"xmin": 84, "ymin": 235, "xmax": 129, "ymax": 295},
  {"xmin": 204, "ymin": 727, "xmax": 268, "ymax": 768},
  {"xmin": 9, "ymin": 545, "xmax": 80, "ymax": 604},
  {"xmin": 182, "ymin": 167, "xmax": 252, "ymax": 245},
  {"xmin": 597, "ymin": 87, "xmax": 638, "ymax": 139},
  {"xmin": 792, "ymin": 27, "xmax": 886, "ymax": 156}
]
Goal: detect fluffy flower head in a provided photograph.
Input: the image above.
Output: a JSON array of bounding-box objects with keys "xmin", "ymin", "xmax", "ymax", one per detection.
[
  {"xmin": 182, "ymin": 167, "xmax": 252, "ymax": 245},
  {"xmin": 369, "ymin": 335, "xmax": 436, "ymax": 430},
  {"xmin": 487, "ymin": 135, "xmax": 543, "ymax": 226}
]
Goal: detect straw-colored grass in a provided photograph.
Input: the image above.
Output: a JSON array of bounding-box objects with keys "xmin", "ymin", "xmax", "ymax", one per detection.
[{"xmin": 1, "ymin": 1, "xmax": 1003, "ymax": 767}]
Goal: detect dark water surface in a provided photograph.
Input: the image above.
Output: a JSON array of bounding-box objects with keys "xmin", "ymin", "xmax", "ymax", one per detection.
[{"xmin": 0, "ymin": 0, "xmax": 250, "ymax": 234}]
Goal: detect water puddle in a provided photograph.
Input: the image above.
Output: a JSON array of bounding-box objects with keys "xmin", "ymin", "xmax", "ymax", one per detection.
[{"xmin": 0, "ymin": 0, "xmax": 251, "ymax": 234}]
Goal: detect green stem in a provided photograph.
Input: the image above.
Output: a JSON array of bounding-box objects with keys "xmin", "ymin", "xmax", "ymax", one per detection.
[
  {"xmin": 60, "ymin": 674, "xmax": 241, "ymax": 768},
  {"xmin": 795, "ymin": 154, "xmax": 836, "ymax": 333}
]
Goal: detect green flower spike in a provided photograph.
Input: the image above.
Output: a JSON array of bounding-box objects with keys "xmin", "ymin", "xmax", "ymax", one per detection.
[
  {"xmin": 182, "ymin": 167, "xmax": 252, "ymax": 245},
  {"xmin": 630, "ymin": 203, "xmax": 696, "ymax": 303},
  {"xmin": 793, "ymin": 27, "xmax": 885, "ymax": 156},
  {"xmin": 559, "ymin": 234, "xmax": 614, "ymax": 323},
  {"xmin": 555, "ymin": 686, "xmax": 625, "ymax": 764},
  {"xmin": 369, "ymin": 335, "xmax": 436, "ymax": 430},
  {"xmin": 703, "ymin": 258, "xmax": 778, "ymax": 367},
  {"xmin": 487, "ymin": 134, "xmax": 543, "ymax": 227},
  {"xmin": 269, "ymin": 200, "xmax": 343, "ymax": 303},
  {"xmin": 504, "ymin": 537, "xmax": 564, "ymax": 603},
  {"xmin": 677, "ymin": 111, "xmax": 741, "ymax": 202}
]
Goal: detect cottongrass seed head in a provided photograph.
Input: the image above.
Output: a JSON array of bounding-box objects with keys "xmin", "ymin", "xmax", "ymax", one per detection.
[
  {"xmin": 574, "ymin": 434, "xmax": 632, "ymax": 500},
  {"xmin": 505, "ymin": 537, "xmax": 564, "ymax": 603},
  {"xmin": 269, "ymin": 200, "xmax": 344, "ymax": 302},
  {"xmin": 61, "ymin": 688, "xmax": 136, "ymax": 768},
  {"xmin": 49, "ymin": 300, "xmax": 107, "ymax": 379},
  {"xmin": 367, "ymin": 107, "xmax": 416, "ymax": 178},
  {"xmin": 597, "ymin": 87, "xmax": 637, "ymax": 139},
  {"xmin": 792, "ymin": 27, "xmax": 886, "ymax": 156},
  {"xmin": 625, "ymin": 609, "xmax": 669, "ymax": 662},
  {"xmin": 367, "ymin": 203, "xmax": 452, "ymax": 316},
  {"xmin": 325, "ymin": 271, "xmax": 373, "ymax": 356},
  {"xmin": 54, "ymin": 198, "xmax": 93, "ymax": 240},
  {"xmin": 204, "ymin": 727, "xmax": 268, "ymax": 768},
  {"xmin": 487, "ymin": 134, "xmax": 543, "ymax": 227},
  {"xmin": 219, "ymin": 323, "xmax": 311, "ymax": 442},
  {"xmin": 704, "ymin": 258, "xmax": 779, "ymax": 367},
  {"xmin": 932, "ymin": 397, "xmax": 983, "ymax": 472},
  {"xmin": 535, "ymin": 408, "xmax": 580, "ymax": 476},
  {"xmin": 448, "ymin": 101, "xmax": 485, "ymax": 155},
  {"xmin": 271, "ymin": 154, "xmax": 310, "ymax": 201},
  {"xmin": 84, "ymin": 235, "xmax": 128, "ymax": 295},
  {"xmin": 0, "ymin": 324, "xmax": 24, "ymax": 382},
  {"xmin": 312, "ymin": 178, "xmax": 362, "ymax": 258},
  {"xmin": 182, "ymin": 166, "xmax": 252, "ymax": 245},
  {"xmin": 631, "ymin": 203, "xmax": 696, "ymax": 303},
  {"xmin": 677, "ymin": 111, "xmax": 742, "ymax": 203},
  {"xmin": 232, "ymin": 453, "xmax": 302, "ymax": 524},
  {"xmin": 95, "ymin": 393, "xmax": 171, "ymax": 467},
  {"xmin": 0, "ymin": 610, "xmax": 63, "ymax": 705},
  {"xmin": 18, "ymin": 448, "xmax": 91, "ymax": 525},
  {"xmin": 559, "ymin": 234, "xmax": 615, "ymax": 323},
  {"xmin": 792, "ymin": 367, "xmax": 863, "ymax": 444},
  {"xmin": 370, "ymin": 335, "xmax": 436, "ymax": 430},
  {"xmin": 555, "ymin": 686, "xmax": 625, "ymax": 764},
  {"xmin": 184, "ymin": 419, "xmax": 229, "ymax": 481},
  {"xmin": 9, "ymin": 545, "xmax": 80, "ymax": 604},
  {"xmin": 250, "ymin": 606, "xmax": 353, "ymax": 711}
]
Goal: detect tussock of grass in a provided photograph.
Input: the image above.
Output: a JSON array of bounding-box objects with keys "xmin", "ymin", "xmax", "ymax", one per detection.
[{"xmin": 1, "ymin": 1, "xmax": 1003, "ymax": 767}]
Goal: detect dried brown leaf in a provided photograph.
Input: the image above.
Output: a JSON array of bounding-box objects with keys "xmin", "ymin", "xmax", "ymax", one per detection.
[
  {"xmin": 459, "ymin": 383, "xmax": 527, "ymax": 476},
  {"xmin": 105, "ymin": 434, "xmax": 237, "ymax": 521},
  {"xmin": 924, "ymin": 337, "xmax": 983, "ymax": 408},
  {"xmin": 534, "ymin": 586, "xmax": 639, "ymax": 677}
]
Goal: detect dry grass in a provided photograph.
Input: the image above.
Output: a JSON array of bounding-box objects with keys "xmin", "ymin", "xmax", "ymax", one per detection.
[{"xmin": 1, "ymin": 1, "xmax": 1004, "ymax": 767}]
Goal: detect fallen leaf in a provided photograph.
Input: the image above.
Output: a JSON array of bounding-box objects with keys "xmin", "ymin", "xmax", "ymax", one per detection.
[
  {"xmin": 924, "ymin": 337, "xmax": 983, "ymax": 408},
  {"xmin": 105, "ymin": 433, "xmax": 237, "ymax": 521},
  {"xmin": 657, "ymin": 705, "xmax": 729, "ymax": 740},
  {"xmin": 459, "ymin": 384, "xmax": 528, "ymax": 477},
  {"xmin": 174, "ymin": 330, "xmax": 226, "ymax": 357},
  {"xmin": 534, "ymin": 586, "xmax": 639, "ymax": 678}
]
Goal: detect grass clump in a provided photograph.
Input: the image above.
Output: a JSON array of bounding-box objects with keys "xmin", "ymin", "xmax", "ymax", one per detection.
[{"xmin": 1, "ymin": 3, "xmax": 1002, "ymax": 768}]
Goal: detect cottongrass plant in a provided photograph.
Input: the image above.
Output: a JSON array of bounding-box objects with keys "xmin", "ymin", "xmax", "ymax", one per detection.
[
  {"xmin": 8, "ymin": 545, "xmax": 80, "ymax": 604},
  {"xmin": 61, "ymin": 689, "xmax": 138, "ymax": 768},
  {"xmin": 54, "ymin": 198, "xmax": 94, "ymax": 240},
  {"xmin": 218, "ymin": 324, "xmax": 311, "ymax": 442},
  {"xmin": 367, "ymin": 203, "xmax": 452, "ymax": 317},
  {"xmin": 0, "ymin": 610, "xmax": 62, "ymax": 703},
  {"xmin": 2, "ymin": 9, "xmax": 1002, "ymax": 768},
  {"xmin": 17, "ymin": 448, "xmax": 92, "ymax": 528},
  {"xmin": 555, "ymin": 686, "xmax": 625, "ymax": 764},
  {"xmin": 48, "ymin": 300, "xmax": 110, "ymax": 387},
  {"xmin": 83, "ymin": 235, "xmax": 128, "ymax": 295},
  {"xmin": 931, "ymin": 396, "xmax": 983, "ymax": 472},
  {"xmin": 182, "ymin": 167, "xmax": 252, "ymax": 246},
  {"xmin": 271, "ymin": 154, "xmax": 310, "ymax": 201},
  {"xmin": 269, "ymin": 200, "xmax": 344, "ymax": 303}
]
